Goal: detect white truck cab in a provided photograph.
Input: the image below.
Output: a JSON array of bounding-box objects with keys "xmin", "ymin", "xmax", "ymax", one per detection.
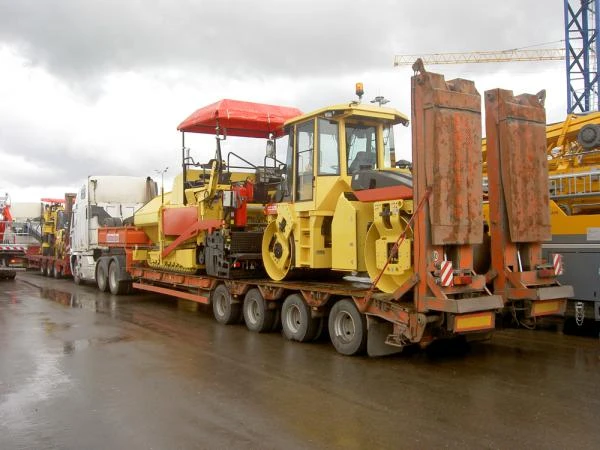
[{"xmin": 70, "ymin": 175, "xmax": 156, "ymax": 284}]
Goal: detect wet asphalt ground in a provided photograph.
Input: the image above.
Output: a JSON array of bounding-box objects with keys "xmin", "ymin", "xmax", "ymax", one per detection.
[{"xmin": 1, "ymin": 272, "xmax": 599, "ymax": 450}]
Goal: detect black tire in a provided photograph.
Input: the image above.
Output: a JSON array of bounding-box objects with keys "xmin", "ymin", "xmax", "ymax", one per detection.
[
  {"xmin": 124, "ymin": 281, "xmax": 134, "ymax": 295},
  {"xmin": 212, "ymin": 284, "xmax": 241, "ymax": 325},
  {"xmin": 53, "ymin": 264, "xmax": 61, "ymax": 279},
  {"xmin": 40, "ymin": 264, "xmax": 47, "ymax": 277},
  {"xmin": 281, "ymin": 294, "xmax": 319, "ymax": 342},
  {"xmin": 108, "ymin": 261, "xmax": 127, "ymax": 295},
  {"xmin": 312, "ymin": 316, "xmax": 329, "ymax": 342},
  {"xmin": 271, "ymin": 307, "xmax": 282, "ymax": 332},
  {"xmin": 7, "ymin": 273, "xmax": 16, "ymax": 280},
  {"xmin": 328, "ymin": 299, "xmax": 367, "ymax": 356},
  {"xmin": 96, "ymin": 263, "xmax": 109, "ymax": 292},
  {"xmin": 243, "ymin": 288, "xmax": 275, "ymax": 333}
]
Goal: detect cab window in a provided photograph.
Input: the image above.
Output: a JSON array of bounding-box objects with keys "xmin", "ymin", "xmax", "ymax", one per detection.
[
  {"xmin": 318, "ymin": 118, "xmax": 339, "ymax": 175},
  {"xmin": 283, "ymin": 128, "xmax": 294, "ymax": 200},
  {"xmin": 383, "ymin": 124, "xmax": 396, "ymax": 168},
  {"xmin": 346, "ymin": 124, "xmax": 377, "ymax": 174},
  {"xmin": 296, "ymin": 120, "xmax": 314, "ymax": 201}
]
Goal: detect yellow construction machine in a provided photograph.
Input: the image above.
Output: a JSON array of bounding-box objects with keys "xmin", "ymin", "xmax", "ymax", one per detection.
[
  {"xmin": 133, "ymin": 99, "xmax": 303, "ymax": 277},
  {"xmin": 261, "ymin": 88, "xmax": 414, "ymax": 292},
  {"xmin": 40, "ymin": 197, "xmax": 74, "ymax": 259}
]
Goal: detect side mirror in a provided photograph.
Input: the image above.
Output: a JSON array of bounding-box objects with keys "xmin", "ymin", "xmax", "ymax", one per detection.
[{"xmin": 266, "ymin": 140, "xmax": 275, "ymax": 159}]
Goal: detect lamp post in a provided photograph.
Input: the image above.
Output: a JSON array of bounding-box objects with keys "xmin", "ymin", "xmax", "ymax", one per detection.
[{"xmin": 155, "ymin": 167, "xmax": 168, "ymax": 204}]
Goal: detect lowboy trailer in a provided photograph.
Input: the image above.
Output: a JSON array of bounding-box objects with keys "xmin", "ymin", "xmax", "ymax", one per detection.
[{"xmin": 79, "ymin": 63, "xmax": 570, "ymax": 356}]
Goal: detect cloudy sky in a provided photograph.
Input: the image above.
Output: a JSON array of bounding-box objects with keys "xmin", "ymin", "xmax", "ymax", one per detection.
[{"xmin": 0, "ymin": 0, "xmax": 566, "ymax": 202}]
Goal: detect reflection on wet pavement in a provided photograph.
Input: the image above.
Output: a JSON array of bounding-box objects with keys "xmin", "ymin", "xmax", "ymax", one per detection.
[{"xmin": 0, "ymin": 272, "xmax": 599, "ymax": 449}]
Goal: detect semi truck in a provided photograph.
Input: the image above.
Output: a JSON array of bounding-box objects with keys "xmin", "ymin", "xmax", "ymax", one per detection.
[
  {"xmin": 80, "ymin": 63, "xmax": 571, "ymax": 356},
  {"xmin": 69, "ymin": 175, "xmax": 157, "ymax": 286}
]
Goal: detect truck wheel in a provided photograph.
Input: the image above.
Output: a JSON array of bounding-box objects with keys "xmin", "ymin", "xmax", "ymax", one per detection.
[
  {"xmin": 96, "ymin": 263, "xmax": 109, "ymax": 292},
  {"xmin": 53, "ymin": 264, "xmax": 62, "ymax": 279},
  {"xmin": 243, "ymin": 288, "xmax": 275, "ymax": 333},
  {"xmin": 108, "ymin": 261, "xmax": 127, "ymax": 295},
  {"xmin": 40, "ymin": 264, "xmax": 47, "ymax": 277},
  {"xmin": 281, "ymin": 294, "xmax": 319, "ymax": 342},
  {"xmin": 212, "ymin": 284, "xmax": 241, "ymax": 325},
  {"xmin": 328, "ymin": 299, "xmax": 367, "ymax": 356}
]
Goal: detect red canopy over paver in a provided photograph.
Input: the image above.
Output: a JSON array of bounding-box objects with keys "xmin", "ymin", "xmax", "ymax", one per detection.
[{"xmin": 177, "ymin": 99, "xmax": 302, "ymax": 138}]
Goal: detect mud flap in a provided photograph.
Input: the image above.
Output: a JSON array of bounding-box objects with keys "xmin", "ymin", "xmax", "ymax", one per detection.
[{"xmin": 366, "ymin": 316, "xmax": 403, "ymax": 357}]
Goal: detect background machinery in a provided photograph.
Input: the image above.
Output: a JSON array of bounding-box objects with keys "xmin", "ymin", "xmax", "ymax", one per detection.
[
  {"xmin": 0, "ymin": 193, "xmax": 30, "ymax": 280},
  {"xmin": 27, "ymin": 195, "xmax": 76, "ymax": 278},
  {"xmin": 542, "ymin": 112, "xmax": 600, "ymax": 323}
]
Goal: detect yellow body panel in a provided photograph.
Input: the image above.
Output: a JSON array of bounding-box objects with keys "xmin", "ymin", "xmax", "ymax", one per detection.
[
  {"xmin": 549, "ymin": 198, "xmax": 600, "ymax": 235},
  {"xmin": 132, "ymin": 248, "xmax": 148, "ymax": 262},
  {"xmin": 331, "ymin": 196, "xmax": 372, "ymax": 271}
]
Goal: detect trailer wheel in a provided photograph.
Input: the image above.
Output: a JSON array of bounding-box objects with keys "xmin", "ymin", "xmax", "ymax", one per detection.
[
  {"xmin": 108, "ymin": 261, "xmax": 127, "ymax": 295},
  {"xmin": 243, "ymin": 288, "xmax": 275, "ymax": 333},
  {"xmin": 212, "ymin": 284, "xmax": 241, "ymax": 325},
  {"xmin": 96, "ymin": 263, "xmax": 109, "ymax": 292},
  {"xmin": 328, "ymin": 299, "xmax": 367, "ymax": 356},
  {"xmin": 281, "ymin": 294, "xmax": 319, "ymax": 342}
]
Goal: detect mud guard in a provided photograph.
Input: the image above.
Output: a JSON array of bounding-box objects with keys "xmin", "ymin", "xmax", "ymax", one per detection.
[{"xmin": 366, "ymin": 316, "xmax": 403, "ymax": 357}]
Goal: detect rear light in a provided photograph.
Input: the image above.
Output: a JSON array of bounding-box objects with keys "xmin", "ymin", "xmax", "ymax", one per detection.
[
  {"xmin": 453, "ymin": 275, "xmax": 473, "ymax": 285},
  {"xmin": 537, "ymin": 268, "xmax": 556, "ymax": 278}
]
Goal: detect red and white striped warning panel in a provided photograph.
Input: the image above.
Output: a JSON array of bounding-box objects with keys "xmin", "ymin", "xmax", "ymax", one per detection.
[
  {"xmin": 553, "ymin": 254, "xmax": 564, "ymax": 276},
  {"xmin": 440, "ymin": 260, "xmax": 453, "ymax": 287},
  {"xmin": 0, "ymin": 245, "xmax": 27, "ymax": 251}
]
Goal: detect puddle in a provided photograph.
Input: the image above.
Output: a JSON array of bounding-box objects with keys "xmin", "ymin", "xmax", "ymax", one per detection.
[
  {"xmin": 41, "ymin": 317, "xmax": 73, "ymax": 333},
  {"xmin": 63, "ymin": 335, "xmax": 133, "ymax": 354},
  {"xmin": 39, "ymin": 287, "xmax": 102, "ymax": 311}
]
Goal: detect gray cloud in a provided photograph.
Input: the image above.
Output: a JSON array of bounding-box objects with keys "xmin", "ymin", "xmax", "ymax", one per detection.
[{"xmin": 0, "ymin": 0, "xmax": 563, "ymax": 85}]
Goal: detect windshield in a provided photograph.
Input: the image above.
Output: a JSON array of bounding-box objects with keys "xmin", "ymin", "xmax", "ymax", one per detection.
[{"xmin": 346, "ymin": 124, "xmax": 377, "ymax": 174}]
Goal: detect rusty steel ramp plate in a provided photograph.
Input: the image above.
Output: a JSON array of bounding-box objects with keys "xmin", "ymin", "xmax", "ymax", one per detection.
[
  {"xmin": 414, "ymin": 72, "xmax": 483, "ymax": 245},
  {"xmin": 487, "ymin": 89, "xmax": 551, "ymax": 242}
]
